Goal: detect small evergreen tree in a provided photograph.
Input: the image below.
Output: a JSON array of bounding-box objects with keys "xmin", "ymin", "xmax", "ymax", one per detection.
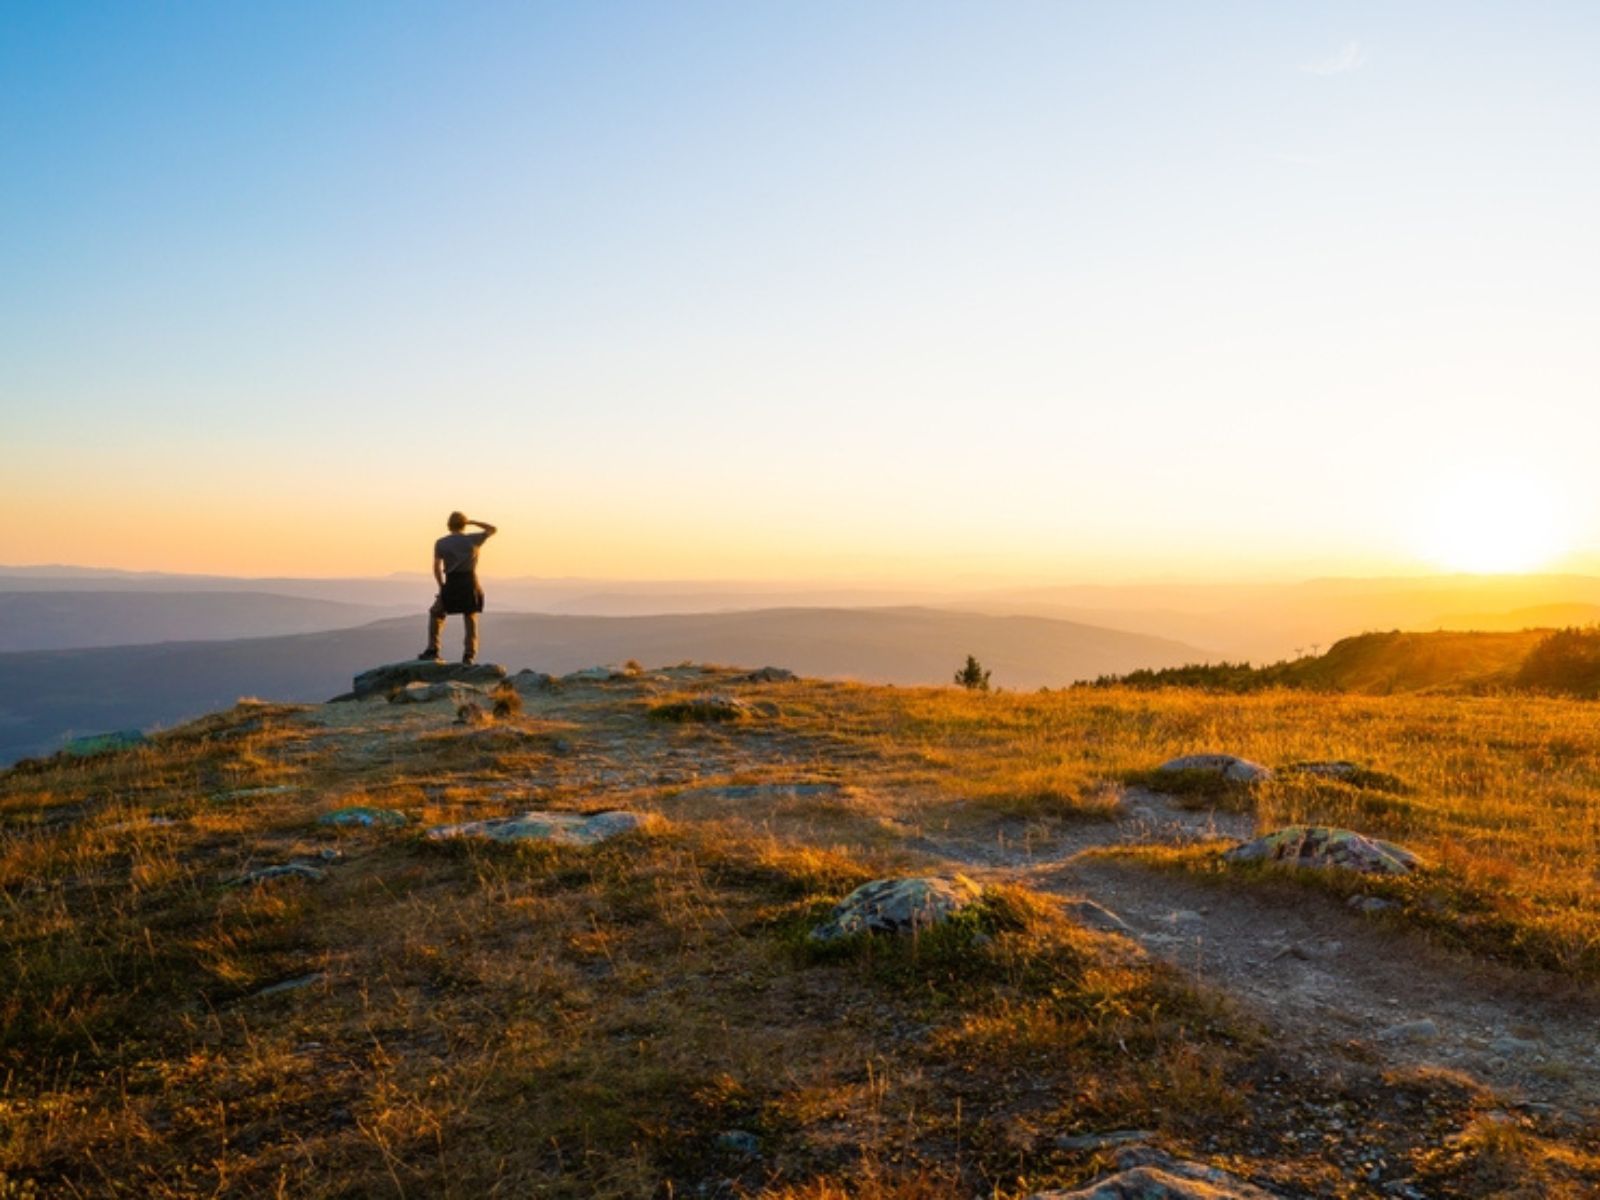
[{"xmin": 954, "ymin": 653, "xmax": 991, "ymax": 691}]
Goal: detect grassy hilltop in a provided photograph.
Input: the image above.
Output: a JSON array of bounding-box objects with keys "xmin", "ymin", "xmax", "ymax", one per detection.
[{"xmin": 3, "ymin": 666, "xmax": 1600, "ymax": 1197}]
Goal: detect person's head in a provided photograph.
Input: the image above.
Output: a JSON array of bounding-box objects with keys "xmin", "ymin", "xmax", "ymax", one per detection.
[{"xmin": 447, "ymin": 511, "xmax": 468, "ymax": 532}]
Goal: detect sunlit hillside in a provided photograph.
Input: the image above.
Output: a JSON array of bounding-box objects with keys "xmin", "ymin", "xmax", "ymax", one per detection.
[{"xmin": 4, "ymin": 666, "xmax": 1598, "ymax": 1197}]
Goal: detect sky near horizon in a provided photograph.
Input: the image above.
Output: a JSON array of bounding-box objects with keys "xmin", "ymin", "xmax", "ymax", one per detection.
[{"xmin": 3, "ymin": 3, "xmax": 1598, "ymax": 584}]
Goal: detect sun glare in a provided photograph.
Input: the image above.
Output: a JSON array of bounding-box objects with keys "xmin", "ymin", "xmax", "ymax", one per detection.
[{"xmin": 1412, "ymin": 472, "xmax": 1570, "ymax": 574}]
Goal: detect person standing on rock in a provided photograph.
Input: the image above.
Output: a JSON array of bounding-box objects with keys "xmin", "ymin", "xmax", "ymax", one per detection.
[{"xmin": 420, "ymin": 512, "xmax": 497, "ymax": 665}]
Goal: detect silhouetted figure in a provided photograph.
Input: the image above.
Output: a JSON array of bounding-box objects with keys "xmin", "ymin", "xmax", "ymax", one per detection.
[{"xmin": 420, "ymin": 512, "xmax": 497, "ymax": 664}]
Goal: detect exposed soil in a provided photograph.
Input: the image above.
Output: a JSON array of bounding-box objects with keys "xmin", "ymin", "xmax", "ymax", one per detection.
[{"xmin": 915, "ymin": 786, "xmax": 1600, "ymax": 1122}]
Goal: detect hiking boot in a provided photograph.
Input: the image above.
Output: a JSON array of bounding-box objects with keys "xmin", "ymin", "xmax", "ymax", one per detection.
[
  {"xmin": 461, "ymin": 657, "xmax": 476, "ymax": 667},
  {"xmin": 418, "ymin": 650, "xmax": 441, "ymax": 661}
]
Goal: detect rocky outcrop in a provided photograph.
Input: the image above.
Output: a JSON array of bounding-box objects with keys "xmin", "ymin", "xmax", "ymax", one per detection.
[
  {"xmin": 1224, "ymin": 825, "xmax": 1424, "ymax": 875},
  {"xmin": 425, "ymin": 810, "xmax": 649, "ymax": 845},
  {"xmin": 1156, "ymin": 754, "xmax": 1273, "ymax": 784},
  {"xmin": 350, "ymin": 660, "xmax": 507, "ymax": 699},
  {"xmin": 390, "ymin": 680, "xmax": 488, "ymax": 705},
  {"xmin": 809, "ymin": 875, "xmax": 982, "ymax": 942},
  {"xmin": 742, "ymin": 666, "xmax": 797, "ymax": 682},
  {"xmin": 1028, "ymin": 1148, "xmax": 1283, "ymax": 1198}
]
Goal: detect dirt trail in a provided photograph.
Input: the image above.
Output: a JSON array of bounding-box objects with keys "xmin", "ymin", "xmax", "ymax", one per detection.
[{"xmin": 921, "ymin": 788, "xmax": 1600, "ymax": 1120}]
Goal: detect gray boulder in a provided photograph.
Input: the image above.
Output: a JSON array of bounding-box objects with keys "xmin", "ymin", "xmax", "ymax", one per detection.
[
  {"xmin": 1156, "ymin": 754, "xmax": 1273, "ymax": 784},
  {"xmin": 390, "ymin": 680, "xmax": 487, "ymax": 705},
  {"xmin": 809, "ymin": 875, "xmax": 982, "ymax": 942},
  {"xmin": 1224, "ymin": 825, "xmax": 1424, "ymax": 875},
  {"xmin": 1029, "ymin": 1148, "xmax": 1283, "ymax": 1199},
  {"xmin": 425, "ymin": 810, "xmax": 649, "ymax": 845},
  {"xmin": 743, "ymin": 666, "xmax": 797, "ymax": 682},
  {"xmin": 352, "ymin": 660, "xmax": 507, "ymax": 698}
]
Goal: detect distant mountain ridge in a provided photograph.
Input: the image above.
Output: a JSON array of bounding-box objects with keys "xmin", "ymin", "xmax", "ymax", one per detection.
[
  {"xmin": 0, "ymin": 591, "xmax": 409, "ymax": 653},
  {"xmin": 0, "ymin": 606, "xmax": 1209, "ymax": 764}
]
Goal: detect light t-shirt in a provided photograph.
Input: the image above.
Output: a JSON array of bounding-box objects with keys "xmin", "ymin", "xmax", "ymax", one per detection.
[{"xmin": 434, "ymin": 531, "xmax": 488, "ymax": 576}]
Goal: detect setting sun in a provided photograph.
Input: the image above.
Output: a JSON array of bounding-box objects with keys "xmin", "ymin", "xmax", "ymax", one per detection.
[{"xmin": 1412, "ymin": 472, "xmax": 1571, "ymax": 574}]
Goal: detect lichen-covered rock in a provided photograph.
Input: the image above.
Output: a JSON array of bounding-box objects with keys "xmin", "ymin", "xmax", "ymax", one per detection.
[
  {"xmin": 809, "ymin": 875, "xmax": 982, "ymax": 942},
  {"xmin": 1156, "ymin": 754, "xmax": 1273, "ymax": 784},
  {"xmin": 1224, "ymin": 825, "xmax": 1424, "ymax": 875},
  {"xmin": 1028, "ymin": 1148, "xmax": 1283, "ymax": 1198},
  {"xmin": 650, "ymin": 695, "xmax": 751, "ymax": 723},
  {"xmin": 319, "ymin": 806, "xmax": 409, "ymax": 828},
  {"xmin": 425, "ymin": 810, "xmax": 649, "ymax": 845},
  {"xmin": 351, "ymin": 660, "xmax": 506, "ymax": 698}
]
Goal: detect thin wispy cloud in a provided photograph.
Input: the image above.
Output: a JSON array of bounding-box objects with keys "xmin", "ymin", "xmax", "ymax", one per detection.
[{"xmin": 1301, "ymin": 40, "xmax": 1367, "ymax": 76}]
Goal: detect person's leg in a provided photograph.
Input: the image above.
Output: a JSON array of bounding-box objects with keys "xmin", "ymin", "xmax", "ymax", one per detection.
[
  {"xmin": 461, "ymin": 613, "xmax": 479, "ymax": 663},
  {"xmin": 423, "ymin": 598, "xmax": 447, "ymax": 658}
]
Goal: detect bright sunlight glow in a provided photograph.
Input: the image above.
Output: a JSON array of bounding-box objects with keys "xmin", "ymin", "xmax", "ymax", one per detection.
[{"xmin": 1411, "ymin": 471, "xmax": 1571, "ymax": 574}]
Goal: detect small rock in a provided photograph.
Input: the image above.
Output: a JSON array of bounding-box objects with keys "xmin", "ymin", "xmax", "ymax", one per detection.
[
  {"xmin": 1347, "ymin": 894, "xmax": 1398, "ymax": 914},
  {"xmin": 391, "ymin": 680, "xmax": 486, "ymax": 705},
  {"xmin": 252, "ymin": 973, "xmax": 324, "ymax": 999},
  {"xmin": 426, "ymin": 810, "xmax": 650, "ymax": 845},
  {"xmin": 742, "ymin": 666, "xmax": 797, "ymax": 683},
  {"xmin": 1063, "ymin": 899, "xmax": 1135, "ymax": 936},
  {"xmin": 715, "ymin": 1129, "xmax": 760, "ymax": 1157},
  {"xmin": 319, "ymin": 806, "xmax": 409, "ymax": 828},
  {"xmin": 229, "ymin": 862, "xmax": 328, "ymax": 886},
  {"xmin": 1489, "ymin": 1036, "xmax": 1540, "ymax": 1057},
  {"xmin": 1378, "ymin": 1018, "xmax": 1440, "ymax": 1044},
  {"xmin": 1224, "ymin": 826, "xmax": 1424, "ymax": 875},
  {"xmin": 1156, "ymin": 754, "xmax": 1273, "ymax": 784},
  {"xmin": 512, "ymin": 670, "xmax": 555, "ymax": 692},
  {"xmin": 809, "ymin": 875, "xmax": 982, "ymax": 943},
  {"xmin": 214, "ymin": 784, "xmax": 298, "ymax": 803},
  {"xmin": 561, "ymin": 665, "xmax": 632, "ymax": 683}
]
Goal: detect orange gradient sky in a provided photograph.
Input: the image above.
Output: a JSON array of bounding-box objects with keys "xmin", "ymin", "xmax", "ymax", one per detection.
[{"xmin": 3, "ymin": 6, "xmax": 1598, "ymax": 584}]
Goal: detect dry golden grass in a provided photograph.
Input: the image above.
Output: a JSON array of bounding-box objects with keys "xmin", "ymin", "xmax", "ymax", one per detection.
[{"xmin": 2, "ymin": 676, "xmax": 1598, "ymax": 1196}]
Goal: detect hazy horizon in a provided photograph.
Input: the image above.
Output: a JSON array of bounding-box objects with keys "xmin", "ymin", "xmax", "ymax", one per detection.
[{"xmin": 5, "ymin": 4, "xmax": 1598, "ymax": 584}]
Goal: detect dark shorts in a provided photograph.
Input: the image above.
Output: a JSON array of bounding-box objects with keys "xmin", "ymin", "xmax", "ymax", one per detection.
[{"xmin": 435, "ymin": 572, "xmax": 484, "ymax": 615}]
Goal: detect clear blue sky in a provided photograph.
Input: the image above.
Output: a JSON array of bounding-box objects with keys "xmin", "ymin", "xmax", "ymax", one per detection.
[{"xmin": 3, "ymin": 2, "xmax": 1598, "ymax": 580}]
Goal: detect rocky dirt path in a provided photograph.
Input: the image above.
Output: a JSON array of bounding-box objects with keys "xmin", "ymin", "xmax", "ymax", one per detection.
[{"xmin": 919, "ymin": 788, "xmax": 1600, "ymax": 1121}]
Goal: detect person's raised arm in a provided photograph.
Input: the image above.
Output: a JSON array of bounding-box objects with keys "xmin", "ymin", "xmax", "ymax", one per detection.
[{"xmin": 468, "ymin": 518, "xmax": 497, "ymax": 540}]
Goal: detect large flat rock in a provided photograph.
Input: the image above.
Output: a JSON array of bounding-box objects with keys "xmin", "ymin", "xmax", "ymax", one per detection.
[{"xmin": 350, "ymin": 660, "xmax": 507, "ymax": 698}]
